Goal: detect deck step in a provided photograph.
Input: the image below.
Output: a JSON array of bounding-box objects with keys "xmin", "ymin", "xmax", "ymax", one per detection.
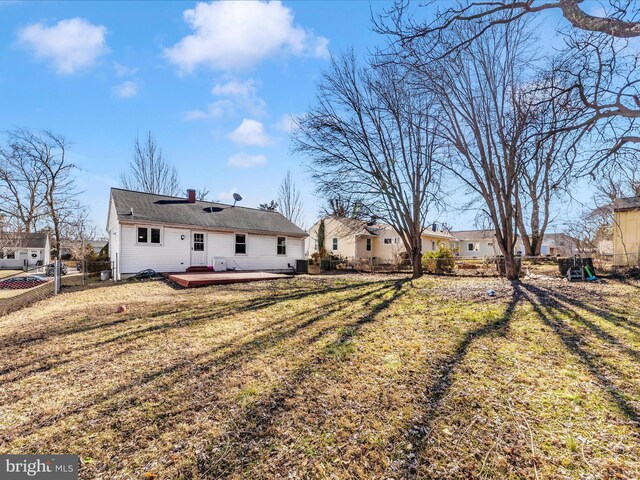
[{"xmin": 186, "ymin": 266, "xmax": 213, "ymax": 273}]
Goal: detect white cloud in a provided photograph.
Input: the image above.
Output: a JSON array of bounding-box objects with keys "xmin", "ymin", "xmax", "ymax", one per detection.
[
  {"xmin": 185, "ymin": 78, "xmax": 266, "ymax": 121},
  {"xmin": 113, "ymin": 61, "xmax": 138, "ymax": 77},
  {"xmin": 275, "ymin": 112, "xmax": 302, "ymax": 133},
  {"xmin": 165, "ymin": 1, "xmax": 329, "ymax": 72},
  {"xmin": 18, "ymin": 18, "xmax": 108, "ymax": 74},
  {"xmin": 227, "ymin": 153, "xmax": 267, "ymax": 168},
  {"xmin": 228, "ymin": 119, "xmax": 271, "ymax": 146},
  {"xmin": 212, "ymin": 78, "xmax": 266, "ymax": 115},
  {"xmin": 112, "ymin": 80, "xmax": 139, "ymax": 98}
]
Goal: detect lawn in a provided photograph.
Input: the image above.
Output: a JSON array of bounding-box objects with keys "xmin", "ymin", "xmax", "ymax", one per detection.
[
  {"xmin": 0, "ymin": 269, "xmax": 22, "ymax": 279},
  {"xmin": 0, "ymin": 274, "xmax": 639, "ymax": 479}
]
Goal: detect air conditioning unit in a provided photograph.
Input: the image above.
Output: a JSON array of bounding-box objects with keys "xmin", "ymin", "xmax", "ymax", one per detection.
[{"xmin": 212, "ymin": 257, "xmax": 226, "ymax": 271}]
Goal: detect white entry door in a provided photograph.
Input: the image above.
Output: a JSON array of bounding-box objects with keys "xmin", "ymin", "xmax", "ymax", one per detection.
[{"xmin": 191, "ymin": 232, "xmax": 207, "ymax": 266}]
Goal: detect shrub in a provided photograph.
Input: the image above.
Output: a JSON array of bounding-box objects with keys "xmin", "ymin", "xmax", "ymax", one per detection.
[{"xmin": 422, "ymin": 246, "xmax": 456, "ymax": 274}]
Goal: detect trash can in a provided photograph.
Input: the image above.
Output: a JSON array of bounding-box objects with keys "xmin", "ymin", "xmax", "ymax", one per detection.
[{"xmin": 100, "ymin": 270, "xmax": 112, "ymax": 281}]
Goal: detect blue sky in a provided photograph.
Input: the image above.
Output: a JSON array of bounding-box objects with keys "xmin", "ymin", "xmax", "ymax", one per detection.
[{"xmin": 0, "ymin": 1, "xmax": 598, "ymax": 234}]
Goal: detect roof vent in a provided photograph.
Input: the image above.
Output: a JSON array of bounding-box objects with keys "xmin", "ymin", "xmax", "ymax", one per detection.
[{"xmin": 130, "ymin": 208, "xmax": 134, "ymax": 216}]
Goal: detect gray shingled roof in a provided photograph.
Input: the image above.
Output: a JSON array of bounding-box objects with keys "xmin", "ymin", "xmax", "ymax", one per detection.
[
  {"xmin": 614, "ymin": 196, "xmax": 640, "ymax": 211},
  {"xmin": 111, "ymin": 188, "xmax": 307, "ymax": 237},
  {"xmin": 0, "ymin": 232, "xmax": 48, "ymax": 248},
  {"xmin": 451, "ymin": 229, "xmax": 495, "ymax": 241}
]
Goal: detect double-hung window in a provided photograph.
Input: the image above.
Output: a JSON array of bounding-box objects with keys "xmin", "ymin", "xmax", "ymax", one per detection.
[
  {"xmin": 277, "ymin": 236, "xmax": 287, "ymax": 255},
  {"xmin": 332, "ymin": 238, "xmax": 338, "ymax": 251},
  {"xmin": 366, "ymin": 238, "xmax": 372, "ymax": 251},
  {"xmin": 235, "ymin": 234, "xmax": 247, "ymax": 254}
]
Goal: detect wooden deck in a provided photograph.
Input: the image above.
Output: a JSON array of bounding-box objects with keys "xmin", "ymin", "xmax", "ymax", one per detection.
[{"xmin": 165, "ymin": 271, "xmax": 293, "ymax": 288}]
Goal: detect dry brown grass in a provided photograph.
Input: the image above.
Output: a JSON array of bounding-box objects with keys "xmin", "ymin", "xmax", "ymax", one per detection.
[
  {"xmin": 0, "ymin": 274, "xmax": 639, "ymax": 479},
  {"xmin": 0, "ymin": 270, "xmax": 22, "ymax": 280}
]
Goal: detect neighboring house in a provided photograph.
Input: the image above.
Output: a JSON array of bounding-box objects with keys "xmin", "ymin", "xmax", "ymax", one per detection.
[
  {"xmin": 0, "ymin": 232, "xmax": 51, "ymax": 269},
  {"xmin": 613, "ymin": 196, "xmax": 640, "ymax": 266},
  {"xmin": 305, "ymin": 216, "xmax": 457, "ymax": 264},
  {"xmin": 89, "ymin": 239, "xmax": 108, "ymax": 256},
  {"xmin": 107, "ymin": 188, "xmax": 307, "ymax": 280},
  {"xmin": 452, "ymin": 230, "xmax": 517, "ymax": 258},
  {"xmin": 540, "ymin": 233, "xmax": 578, "ymax": 257},
  {"xmin": 452, "ymin": 230, "xmax": 577, "ymax": 258}
]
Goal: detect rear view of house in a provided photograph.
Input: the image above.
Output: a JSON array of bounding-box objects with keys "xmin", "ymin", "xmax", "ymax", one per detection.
[{"xmin": 107, "ymin": 188, "xmax": 307, "ymax": 280}]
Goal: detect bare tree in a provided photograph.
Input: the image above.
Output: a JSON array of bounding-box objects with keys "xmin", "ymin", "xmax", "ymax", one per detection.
[
  {"xmin": 378, "ymin": 0, "xmax": 640, "ymax": 60},
  {"xmin": 514, "ymin": 68, "xmax": 585, "ymax": 255},
  {"xmin": 277, "ymin": 171, "xmax": 304, "ymax": 226},
  {"xmin": 378, "ymin": 1, "xmax": 640, "ymax": 157},
  {"xmin": 0, "ymin": 130, "xmax": 49, "ymax": 232},
  {"xmin": 0, "ymin": 130, "xmax": 83, "ymax": 259},
  {"xmin": 293, "ymin": 53, "xmax": 442, "ymax": 278},
  {"xmin": 61, "ymin": 206, "xmax": 97, "ymax": 260},
  {"xmin": 323, "ymin": 195, "xmax": 366, "ymax": 220},
  {"xmin": 418, "ymin": 18, "xmax": 535, "ymax": 279},
  {"xmin": 120, "ymin": 132, "xmax": 181, "ymax": 196},
  {"xmin": 196, "ymin": 186, "xmax": 210, "ymax": 201}
]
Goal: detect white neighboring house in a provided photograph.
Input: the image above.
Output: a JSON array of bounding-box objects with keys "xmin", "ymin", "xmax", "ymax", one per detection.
[
  {"xmin": 452, "ymin": 230, "xmax": 578, "ymax": 258},
  {"xmin": 106, "ymin": 188, "xmax": 307, "ymax": 280},
  {"xmin": 0, "ymin": 232, "xmax": 51, "ymax": 269}
]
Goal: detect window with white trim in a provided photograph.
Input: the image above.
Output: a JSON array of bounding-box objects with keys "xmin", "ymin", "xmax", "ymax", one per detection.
[
  {"xmin": 235, "ymin": 234, "xmax": 247, "ymax": 254},
  {"xmin": 366, "ymin": 238, "xmax": 372, "ymax": 251},
  {"xmin": 467, "ymin": 242, "xmax": 479, "ymax": 252},
  {"xmin": 277, "ymin": 236, "xmax": 286, "ymax": 255},
  {"xmin": 137, "ymin": 226, "xmax": 162, "ymax": 244}
]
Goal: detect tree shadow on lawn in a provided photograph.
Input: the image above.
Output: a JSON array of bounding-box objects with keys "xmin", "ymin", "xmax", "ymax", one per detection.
[
  {"xmin": 4, "ymin": 280, "xmax": 409, "ymax": 452},
  {"xmin": 194, "ymin": 279, "xmax": 410, "ymax": 478},
  {"xmin": 0, "ymin": 278, "xmax": 398, "ymax": 382},
  {"xmin": 525, "ymin": 283, "xmax": 640, "ymax": 335},
  {"xmin": 0, "ymin": 278, "xmax": 392, "ymax": 353},
  {"xmin": 397, "ymin": 283, "xmax": 523, "ymax": 477},
  {"xmin": 519, "ymin": 283, "xmax": 640, "ymax": 427}
]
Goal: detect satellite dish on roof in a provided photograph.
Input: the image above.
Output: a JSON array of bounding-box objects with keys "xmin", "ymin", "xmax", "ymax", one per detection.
[{"xmin": 233, "ymin": 193, "xmax": 243, "ymax": 207}]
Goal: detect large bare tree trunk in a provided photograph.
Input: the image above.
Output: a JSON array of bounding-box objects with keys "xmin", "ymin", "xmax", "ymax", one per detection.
[{"xmin": 293, "ymin": 53, "xmax": 442, "ymax": 279}]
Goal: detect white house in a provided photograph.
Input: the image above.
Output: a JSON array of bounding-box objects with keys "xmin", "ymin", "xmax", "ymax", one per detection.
[
  {"xmin": 452, "ymin": 229, "xmax": 578, "ymax": 258},
  {"xmin": 0, "ymin": 232, "xmax": 51, "ymax": 269},
  {"xmin": 106, "ymin": 188, "xmax": 307, "ymax": 280}
]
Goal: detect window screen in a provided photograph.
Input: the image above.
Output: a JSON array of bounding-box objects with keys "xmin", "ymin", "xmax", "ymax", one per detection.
[{"xmin": 151, "ymin": 228, "xmax": 161, "ymax": 244}]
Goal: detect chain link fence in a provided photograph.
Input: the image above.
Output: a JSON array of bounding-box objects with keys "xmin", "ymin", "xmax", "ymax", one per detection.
[{"xmin": 0, "ymin": 261, "xmax": 62, "ymax": 316}]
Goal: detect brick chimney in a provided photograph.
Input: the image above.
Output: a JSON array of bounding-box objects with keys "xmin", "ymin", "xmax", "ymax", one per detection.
[{"xmin": 187, "ymin": 189, "xmax": 196, "ymax": 203}]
